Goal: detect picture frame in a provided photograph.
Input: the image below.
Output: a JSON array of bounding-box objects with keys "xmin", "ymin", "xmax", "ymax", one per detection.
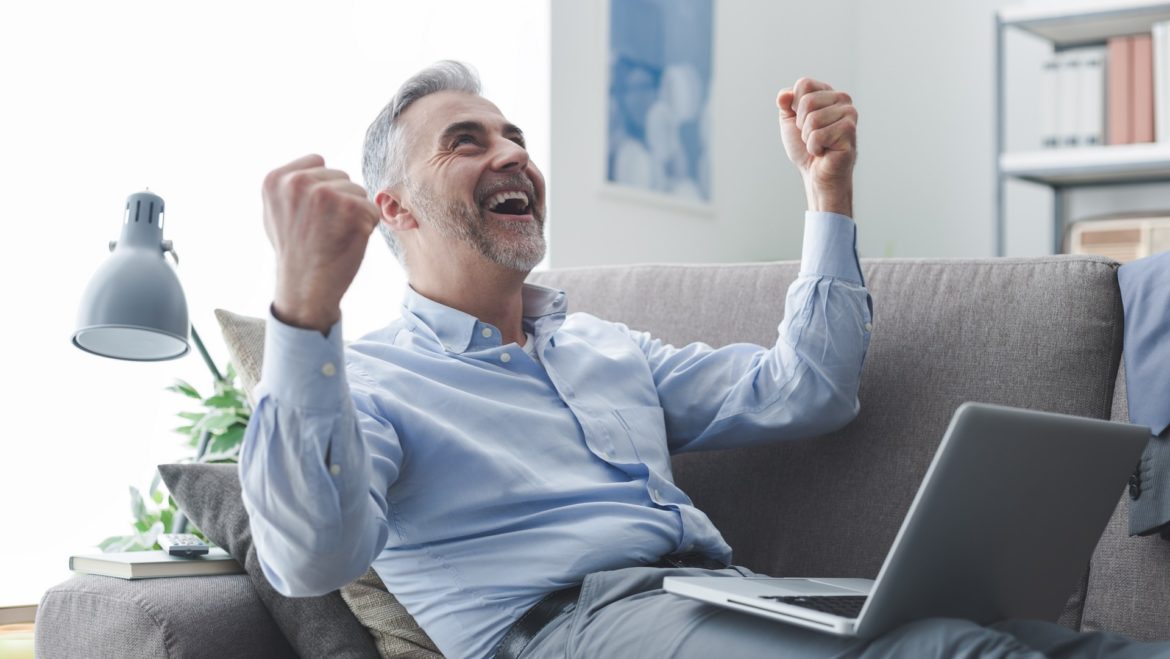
[{"xmin": 603, "ymin": 0, "xmax": 715, "ymax": 214}]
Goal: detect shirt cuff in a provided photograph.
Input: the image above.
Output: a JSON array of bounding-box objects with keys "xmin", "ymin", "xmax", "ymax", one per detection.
[
  {"xmin": 801, "ymin": 211, "xmax": 864, "ymax": 285},
  {"xmin": 260, "ymin": 304, "xmax": 348, "ymax": 410}
]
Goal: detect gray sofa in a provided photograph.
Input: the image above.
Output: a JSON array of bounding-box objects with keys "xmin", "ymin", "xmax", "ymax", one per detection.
[{"xmin": 37, "ymin": 256, "xmax": 1170, "ymax": 657}]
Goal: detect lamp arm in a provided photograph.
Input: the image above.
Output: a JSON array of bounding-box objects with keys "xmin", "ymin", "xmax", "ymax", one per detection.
[{"xmin": 191, "ymin": 325, "xmax": 225, "ymax": 384}]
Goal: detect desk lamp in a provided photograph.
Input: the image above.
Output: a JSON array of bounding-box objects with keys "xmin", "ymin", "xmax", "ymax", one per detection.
[{"xmin": 73, "ymin": 191, "xmax": 224, "ymax": 533}]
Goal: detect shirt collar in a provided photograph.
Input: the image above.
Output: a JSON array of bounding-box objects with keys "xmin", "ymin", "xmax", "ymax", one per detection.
[{"xmin": 402, "ymin": 282, "xmax": 567, "ymax": 354}]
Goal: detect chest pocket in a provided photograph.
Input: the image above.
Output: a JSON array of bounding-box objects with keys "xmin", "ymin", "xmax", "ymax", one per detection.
[{"xmin": 614, "ymin": 405, "xmax": 673, "ymax": 480}]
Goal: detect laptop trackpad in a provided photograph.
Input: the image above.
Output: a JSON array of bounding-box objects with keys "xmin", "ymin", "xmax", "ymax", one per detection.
[{"xmin": 750, "ymin": 578, "xmax": 874, "ymax": 596}]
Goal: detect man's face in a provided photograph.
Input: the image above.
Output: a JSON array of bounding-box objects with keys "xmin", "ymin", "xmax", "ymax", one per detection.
[{"xmin": 397, "ymin": 91, "xmax": 547, "ymax": 271}]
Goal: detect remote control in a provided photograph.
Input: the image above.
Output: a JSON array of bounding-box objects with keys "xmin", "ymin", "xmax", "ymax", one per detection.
[{"xmin": 158, "ymin": 533, "xmax": 210, "ymax": 557}]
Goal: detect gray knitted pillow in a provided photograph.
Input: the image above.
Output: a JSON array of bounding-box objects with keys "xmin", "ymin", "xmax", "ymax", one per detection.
[
  {"xmin": 213, "ymin": 309, "xmax": 442, "ymax": 659},
  {"xmin": 159, "ymin": 463, "xmax": 379, "ymax": 658}
]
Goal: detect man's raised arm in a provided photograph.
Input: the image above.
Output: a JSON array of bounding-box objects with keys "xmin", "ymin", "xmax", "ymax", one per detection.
[
  {"xmin": 238, "ymin": 155, "xmax": 396, "ymax": 596},
  {"xmin": 625, "ymin": 78, "xmax": 872, "ymax": 452}
]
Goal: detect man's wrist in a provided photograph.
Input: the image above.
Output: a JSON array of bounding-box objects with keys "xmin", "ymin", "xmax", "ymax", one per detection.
[
  {"xmin": 804, "ymin": 181, "xmax": 853, "ymax": 218},
  {"xmin": 272, "ymin": 295, "xmax": 341, "ymax": 336}
]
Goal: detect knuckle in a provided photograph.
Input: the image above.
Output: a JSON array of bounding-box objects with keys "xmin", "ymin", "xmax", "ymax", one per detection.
[
  {"xmin": 262, "ymin": 169, "xmax": 282, "ymax": 192},
  {"xmin": 308, "ymin": 181, "xmax": 333, "ymax": 203},
  {"xmin": 797, "ymin": 95, "xmax": 813, "ymax": 118},
  {"xmin": 288, "ymin": 171, "xmax": 318, "ymax": 195}
]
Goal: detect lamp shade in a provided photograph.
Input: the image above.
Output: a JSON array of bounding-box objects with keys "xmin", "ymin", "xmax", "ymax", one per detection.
[{"xmin": 73, "ymin": 191, "xmax": 190, "ymax": 361}]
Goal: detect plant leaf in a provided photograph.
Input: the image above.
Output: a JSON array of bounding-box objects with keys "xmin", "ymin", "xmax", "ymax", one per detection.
[
  {"xmin": 203, "ymin": 393, "xmax": 239, "ymax": 409},
  {"xmin": 129, "ymin": 486, "xmax": 146, "ymax": 520},
  {"xmin": 209, "ymin": 426, "xmax": 245, "ymax": 455},
  {"xmin": 167, "ymin": 380, "xmax": 202, "ymax": 400},
  {"xmin": 200, "ymin": 413, "xmax": 241, "ymax": 434},
  {"xmin": 98, "ymin": 535, "xmax": 128, "ymax": 552}
]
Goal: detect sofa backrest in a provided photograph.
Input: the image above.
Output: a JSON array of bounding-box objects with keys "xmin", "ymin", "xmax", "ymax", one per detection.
[
  {"xmin": 1080, "ymin": 367, "xmax": 1170, "ymax": 641},
  {"xmin": 531, "ymin": 256, "xmax": 1125, "ymax": 590}
]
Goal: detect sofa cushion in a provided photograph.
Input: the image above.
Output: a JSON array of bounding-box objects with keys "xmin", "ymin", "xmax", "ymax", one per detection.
[
  {"xmin": 214, "ymin": 309, "xmax": 442, "ymax": 658},
  {"xmin": 159, "ymin": 463, "xmax": 381, "ymax": 658},
  {"xmin": 531, "ymin": 256, "xmax": 1123, "ymax": 629}
]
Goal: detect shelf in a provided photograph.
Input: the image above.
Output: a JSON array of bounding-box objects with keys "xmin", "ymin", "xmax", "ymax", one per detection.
[
  {"xmin": 1000, "ymin": 0, "xmax": 1170, "ymax": 46},
  {"xmin": 1001, "ymin": 143, "xmax": 1170, "ymax": 184}
]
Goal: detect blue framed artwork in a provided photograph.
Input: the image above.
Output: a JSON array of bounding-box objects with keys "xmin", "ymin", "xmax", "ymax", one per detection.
[{"xmin": 607, "ymin": 0, "xmax": 714, "ymax": 206}]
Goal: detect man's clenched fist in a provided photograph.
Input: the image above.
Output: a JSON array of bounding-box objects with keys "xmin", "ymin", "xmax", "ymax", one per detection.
[
  {"xmin": 777, "ymin": 78, "xmax": 858, "ymax": 217},
  {"xmin": 262, "ymin": 154, "xmax": 382, "ymax": 334}
]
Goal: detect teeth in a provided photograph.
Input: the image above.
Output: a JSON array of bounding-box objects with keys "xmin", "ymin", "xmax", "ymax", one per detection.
[{"xmin": 484, "ymin": 190, "xmax": 530, "ymax": 211}]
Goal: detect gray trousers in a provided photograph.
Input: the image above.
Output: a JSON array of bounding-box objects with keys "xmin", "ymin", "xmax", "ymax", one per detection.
[{"xmin": 521, "ymin": 567, "xmax": 1170, "ymax": 658}]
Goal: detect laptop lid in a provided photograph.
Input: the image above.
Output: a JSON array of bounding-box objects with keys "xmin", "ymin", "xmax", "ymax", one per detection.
[{"xmin": 853, "ymin": 402, "xmax": 1148, "ymax": 638}]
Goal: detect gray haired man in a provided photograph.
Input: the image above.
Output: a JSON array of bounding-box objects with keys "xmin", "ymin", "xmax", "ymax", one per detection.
[{"xmin": 242, "ymin": 60, "xmax": 1170, "ymax": 658}]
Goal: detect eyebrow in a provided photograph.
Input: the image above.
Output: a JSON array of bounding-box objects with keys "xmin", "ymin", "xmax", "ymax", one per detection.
[{"xmin": 439, "ymin": 120, "xmax": 525, "ymax": 144}]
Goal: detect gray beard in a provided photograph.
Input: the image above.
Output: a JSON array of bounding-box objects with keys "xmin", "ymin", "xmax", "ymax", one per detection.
[{"xmin": 408, "ymin": 180, "xmax": 546, "ymax": 271}]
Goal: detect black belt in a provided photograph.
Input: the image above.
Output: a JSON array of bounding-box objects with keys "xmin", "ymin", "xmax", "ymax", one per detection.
[{"xmin": 492, "ymin": 553, "xmax": 727, "ymax": 659}]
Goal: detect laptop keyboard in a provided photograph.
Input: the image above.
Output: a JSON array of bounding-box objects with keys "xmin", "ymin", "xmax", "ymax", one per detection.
[{"xmin": 760, "ymin": 595, "xmax": 867, "ymax": 618}]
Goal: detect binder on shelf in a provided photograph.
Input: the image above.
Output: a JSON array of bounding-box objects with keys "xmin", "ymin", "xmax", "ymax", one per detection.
[
  {"xmin": 1108, "ymin": 36, "xmax": 1133, "ymax": 145},
  {"xmin": 1155, "ymin": 21, "xmax": 1170, "ymax": 142},
  {"xmin": 1042, "ymin": 55, "xmax": 1061, "ymax": 148},
  {"xmin": 1134, "ymin": 34, "xmax": 1157, "ymax": 143},
  {"xmin": 1059, "ymin": 49, "xmax": 1082, "ymax": 147},
  {"xmin": 1081, "ymin": 46, "xmax": 1107, "ymax": 146}
]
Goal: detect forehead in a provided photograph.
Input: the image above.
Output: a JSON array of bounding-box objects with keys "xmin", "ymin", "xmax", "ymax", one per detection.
[{"xmin": 400, "ymin": 91, "xmax": 510, "ymax": 145}]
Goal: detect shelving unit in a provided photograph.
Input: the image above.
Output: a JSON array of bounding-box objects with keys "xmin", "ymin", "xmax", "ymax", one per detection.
[{"xmin": 995, "ymin": 0, "xmax": 1170, "ymax": 255}]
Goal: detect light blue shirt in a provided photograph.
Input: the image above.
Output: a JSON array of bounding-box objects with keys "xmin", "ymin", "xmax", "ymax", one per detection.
[{"xmin": 240, "ymin": 211, "xmax": 873, "ymax": 659}]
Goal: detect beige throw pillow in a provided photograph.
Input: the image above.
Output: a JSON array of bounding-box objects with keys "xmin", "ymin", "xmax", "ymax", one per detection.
[{"xmin": 214, "ymin": 309, "xmax": 442, "ymax": 659}]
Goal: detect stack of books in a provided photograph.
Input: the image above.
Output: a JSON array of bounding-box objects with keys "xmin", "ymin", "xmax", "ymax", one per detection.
[
  {"xmin": 1041, "ymin": 21, "xmax": 1170, "ymax": 148},
  {"xmin": 69, "ymin": 548, "xmax": 243, "ymax": 579}
]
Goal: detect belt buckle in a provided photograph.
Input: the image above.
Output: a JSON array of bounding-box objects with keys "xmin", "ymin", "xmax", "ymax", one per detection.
[{"xmin": 661, "ymin": 552, "xmax": 721, "ymax": 569}]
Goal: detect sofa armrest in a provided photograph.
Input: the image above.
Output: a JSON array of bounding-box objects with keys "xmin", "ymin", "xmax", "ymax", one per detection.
[{"xmin": 36, "ymin": 574, "xmax": 295, "ymax": 658}]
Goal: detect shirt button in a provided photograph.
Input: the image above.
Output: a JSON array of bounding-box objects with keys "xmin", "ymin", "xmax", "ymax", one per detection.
[
  {"xmin": 329, "ymin": 464, "xmax": 342, "ymax": 476},
  {"xmin": 500, "ymin": 352, "xmax": 512, "ymax": 363},
  {"xmin": 864, "ymin": 322, "xmax": 874, "ymax": 332},
  {"xmin": 482, "ymin": 328, "xmax": 493, "ymax": 338},
  {"xmin": 685, "ymin": 543, "xmax": 694, "ymax": 552},
  {"xmin": 652, "ymin": 488, "xmax": 661, "ymax": 499},
  {"xmin": 321, "ymin": 362, "xmax": 337, "ymax": 377}
]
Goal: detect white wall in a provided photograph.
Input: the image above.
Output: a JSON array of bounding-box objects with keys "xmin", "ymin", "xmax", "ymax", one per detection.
[
  {"xmin": 550, "ymin": 0, "xmax": 857, "ymax": 266},
  {"xmin": 0, "ymin": 0, "xmax": 548, "ymax": 607}
]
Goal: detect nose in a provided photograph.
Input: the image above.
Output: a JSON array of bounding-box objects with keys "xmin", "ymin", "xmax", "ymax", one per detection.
[{"xmin": 489, "ymin": 137, "xmax": 529, "ymax": 172}]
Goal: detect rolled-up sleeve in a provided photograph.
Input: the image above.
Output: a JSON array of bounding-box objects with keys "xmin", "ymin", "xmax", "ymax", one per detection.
[{"xmin": 238, "ymin": 308, "xmax": 397, "ymax": 596}]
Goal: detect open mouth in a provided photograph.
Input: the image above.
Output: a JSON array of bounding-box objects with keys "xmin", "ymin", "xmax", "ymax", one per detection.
[{"xmin": 482, "ymin": 190, "xmax": 533, "ymax": 217}]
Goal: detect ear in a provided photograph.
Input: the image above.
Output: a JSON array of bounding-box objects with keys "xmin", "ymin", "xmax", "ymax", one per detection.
[{"xmin": 375, "ymin": 188, "xmax": 418, "ymax": 231}]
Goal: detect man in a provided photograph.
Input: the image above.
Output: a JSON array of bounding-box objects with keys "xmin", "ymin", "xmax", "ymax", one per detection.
[
  {"xmin": 241, "ymin": 61, "xmax": 1170, "ymax": 658},
  {"xmin": 1120, "ymin": 250, "xmax": 1170, "ymax": 537}
]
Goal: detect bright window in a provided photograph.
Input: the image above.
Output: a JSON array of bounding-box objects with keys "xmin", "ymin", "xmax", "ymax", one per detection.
[{"xmin": 0, "ymin": 0, "xmax": 549, "ymax": 606}]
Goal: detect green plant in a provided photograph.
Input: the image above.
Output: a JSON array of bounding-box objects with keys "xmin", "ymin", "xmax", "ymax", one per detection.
[{"xmin": 98, "ymin": 363, "xmax": 251, "ymax": 552}]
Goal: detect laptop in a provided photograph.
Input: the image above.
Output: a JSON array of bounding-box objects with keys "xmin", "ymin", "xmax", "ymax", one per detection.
[{"xmin": 663, "ymin": 402, "xmax": 1149, "ymax": 639}]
